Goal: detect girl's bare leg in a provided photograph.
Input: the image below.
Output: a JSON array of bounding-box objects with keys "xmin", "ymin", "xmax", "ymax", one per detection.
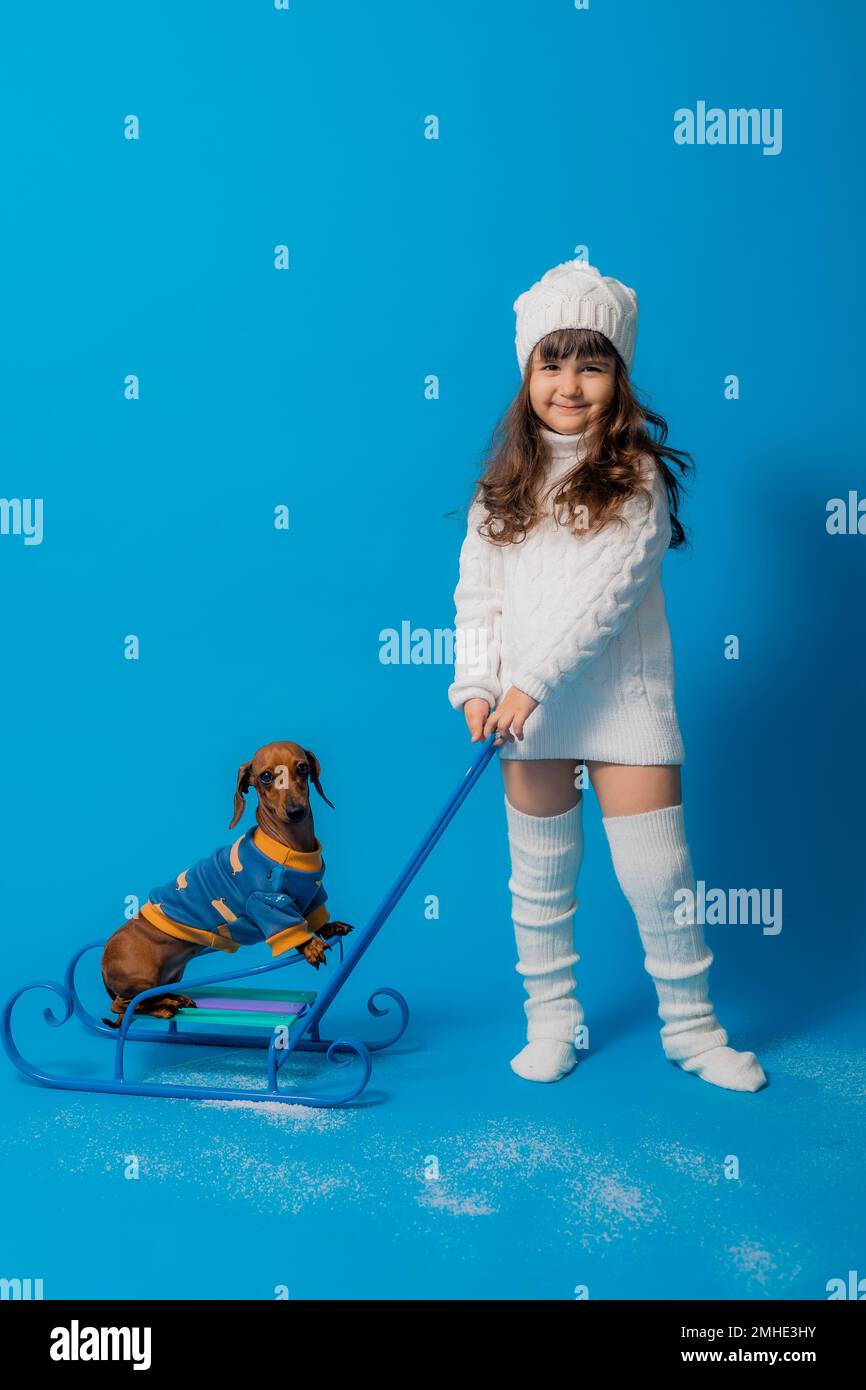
[
  {"xmin": 584, "ymin": 760, "xmax": 681, "ymax": 815},
  {"xmin": 501, "ymin": 758, "xmax": 583, "ymax": 816}
]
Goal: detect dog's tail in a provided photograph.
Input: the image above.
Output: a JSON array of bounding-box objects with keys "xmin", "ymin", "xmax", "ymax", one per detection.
[{"xmin": 102, "ymin": 1016, "xmax": 122, "ymax": 1029}]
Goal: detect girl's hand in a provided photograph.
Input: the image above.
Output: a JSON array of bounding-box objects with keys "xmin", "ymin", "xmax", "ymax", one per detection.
[
  {"xmin": 463, "ymin": 698, "xmax": 490, "ymax": 742},
  {"xmin": 483, "ymin": 686, "xmax": 539, "ymax": 744}
]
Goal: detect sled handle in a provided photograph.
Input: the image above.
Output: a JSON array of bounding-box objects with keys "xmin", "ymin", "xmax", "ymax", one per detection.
[
  {"xmin": 296, "ymin": 726, "xmax": 501, "ymax": 1025},
  {"xmin": 355, "ymin": 725, "xmax": 501, "ymax": 949}
]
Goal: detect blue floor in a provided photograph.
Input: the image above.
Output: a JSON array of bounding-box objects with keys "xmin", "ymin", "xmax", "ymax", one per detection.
[{"xmin": 1, "ymin": 957, "xmax": 862, "ymax": 1301}]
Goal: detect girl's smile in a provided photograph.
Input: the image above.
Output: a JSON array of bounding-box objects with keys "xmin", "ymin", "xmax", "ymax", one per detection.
[{"xmin": 529, "ymin": 353, "xmax": 616, "ymax": 433}]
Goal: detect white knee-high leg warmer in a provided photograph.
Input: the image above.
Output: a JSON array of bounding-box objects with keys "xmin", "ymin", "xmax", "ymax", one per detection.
[
  {"xmin": 505, "ymin": 794, "xmax": 585, "ymax": 1048},
  {"xmin": 601, "ymin": 802, "xmax": 729, "ymax": 1062}
]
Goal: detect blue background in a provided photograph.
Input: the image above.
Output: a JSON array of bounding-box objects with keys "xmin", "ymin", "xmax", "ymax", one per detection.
[{"xmin": 0, "ymin": 0, "xmax": 863, "ymax": 1301}]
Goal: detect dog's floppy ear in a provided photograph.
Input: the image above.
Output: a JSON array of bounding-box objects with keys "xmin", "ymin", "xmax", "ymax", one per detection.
[
  {"xmin": 229, "ymin": 759, "xmax": 254, "ymax": 828},
  {"xmin": 303, "ymin": 748, "xmax": 335, "ymax": 809}
]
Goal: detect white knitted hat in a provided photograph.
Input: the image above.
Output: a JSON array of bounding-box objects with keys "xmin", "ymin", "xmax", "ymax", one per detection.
[{"xmin": 513, "ymin": 258, "xmax": 639, "ymax": 376}]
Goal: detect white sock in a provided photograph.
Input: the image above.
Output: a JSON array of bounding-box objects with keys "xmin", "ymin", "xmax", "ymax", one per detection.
[
  {"xmin": 601, "ymin": 802, "xmax": 766, "ymax": 1092},
  {"xmin": 679, "ymin": 1045, "xmax": 766, "ymax": 1092},
  {"xmin": 505, "ymin": 794, "xmax": 584, "ymax": 1083}
]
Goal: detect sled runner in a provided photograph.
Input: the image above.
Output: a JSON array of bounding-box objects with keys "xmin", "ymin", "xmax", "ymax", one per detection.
[{"xmin": 2, "ymin": 732, "xmax": 499, "ymax": 1109}]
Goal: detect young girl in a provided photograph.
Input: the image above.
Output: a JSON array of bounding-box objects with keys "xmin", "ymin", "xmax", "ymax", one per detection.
[{"xmin": 447, "ymin": 258, "xmax": 766, "ymax": 1093}]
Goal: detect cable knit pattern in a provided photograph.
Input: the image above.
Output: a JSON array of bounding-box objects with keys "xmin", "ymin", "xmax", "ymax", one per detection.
[
  {"xmin": 448, "ymin": 493, "xmax": 506, "ymax": 707},
  {"xmin": 448, "ymin": 426, "xmax": 686, "ymax": 765}
]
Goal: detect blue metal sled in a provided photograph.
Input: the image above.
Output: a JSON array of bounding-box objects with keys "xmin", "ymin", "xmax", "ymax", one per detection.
[{"xmin": 2, "ymin": 732, "xmax": 499, "ymax": 1109}]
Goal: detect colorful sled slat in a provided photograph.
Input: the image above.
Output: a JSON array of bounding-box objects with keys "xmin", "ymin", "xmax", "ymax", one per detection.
[
  {"xmin": 172, "ymin": 1006, "xmax": 310, "ymax": 1030},
  {"xmin": 185, "ymin": 987, "xmax": 317, "ymax": 1006},
  {"xmin": 186, "ymin": 995, "xmax": 312, "ymax": 1015}
]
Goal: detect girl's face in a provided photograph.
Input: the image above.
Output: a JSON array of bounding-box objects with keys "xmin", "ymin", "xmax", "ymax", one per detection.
[{"xmin": 528, "ymin": 350, "xmax": 616, "ymax": 435}]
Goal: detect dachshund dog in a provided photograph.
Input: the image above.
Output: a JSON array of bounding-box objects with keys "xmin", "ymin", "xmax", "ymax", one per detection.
[{"xmin": 101, "ymin": 742, "xmax": 353, "ymax": 1026}]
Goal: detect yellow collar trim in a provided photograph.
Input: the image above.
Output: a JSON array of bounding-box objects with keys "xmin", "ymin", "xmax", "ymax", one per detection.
[{"xmin": 253, "ymin": 826, "xmax": 323, "ymax": 870}]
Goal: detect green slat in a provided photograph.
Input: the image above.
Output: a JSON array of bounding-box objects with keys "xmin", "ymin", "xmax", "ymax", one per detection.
[
  {"xmin": 185, "ymin": 987, "xmax": 317, "ymax": 1005},
  {"xmin": 173, "ymin": 1008, "xmax": 308, "ymax": 1031}
]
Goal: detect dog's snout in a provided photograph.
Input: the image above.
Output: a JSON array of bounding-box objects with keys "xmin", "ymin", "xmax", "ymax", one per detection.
[{"xmin": 285, "ymin": 803, "xmax": 307, "ymax": 822}]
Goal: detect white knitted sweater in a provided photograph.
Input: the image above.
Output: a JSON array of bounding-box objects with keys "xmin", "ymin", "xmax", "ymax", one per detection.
[{"xmin": 447, "ymin": 425, "xmax": 686, "ymax": 765}]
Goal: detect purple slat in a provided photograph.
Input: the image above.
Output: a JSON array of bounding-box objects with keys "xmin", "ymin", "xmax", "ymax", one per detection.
[{"xmin": 191, "ymin": 996, "xmax": 306, "ymax": 1015}]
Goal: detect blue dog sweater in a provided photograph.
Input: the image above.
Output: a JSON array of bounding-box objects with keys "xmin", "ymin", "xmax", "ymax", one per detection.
[{"xmin": 139, "ymin": 826, "xmax": 331, "ymax": 956}]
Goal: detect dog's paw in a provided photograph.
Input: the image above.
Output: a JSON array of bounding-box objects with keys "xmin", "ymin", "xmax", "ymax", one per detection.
[
  {"xmin": 299, "ymin": 938, "xmax": 328, "ymax": 969},
  {"xmin": 319, "ymin": 920, "xmax": 353, "ymax": 939},
  {"xmin": 134, "ymin": 994, "xmax": 193, "ymax": 1019}
]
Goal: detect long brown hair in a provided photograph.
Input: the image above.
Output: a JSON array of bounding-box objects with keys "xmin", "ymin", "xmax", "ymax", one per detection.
[{"xmin": 466, "ymin": 327, "xmax": 694, "ymax": 549}]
